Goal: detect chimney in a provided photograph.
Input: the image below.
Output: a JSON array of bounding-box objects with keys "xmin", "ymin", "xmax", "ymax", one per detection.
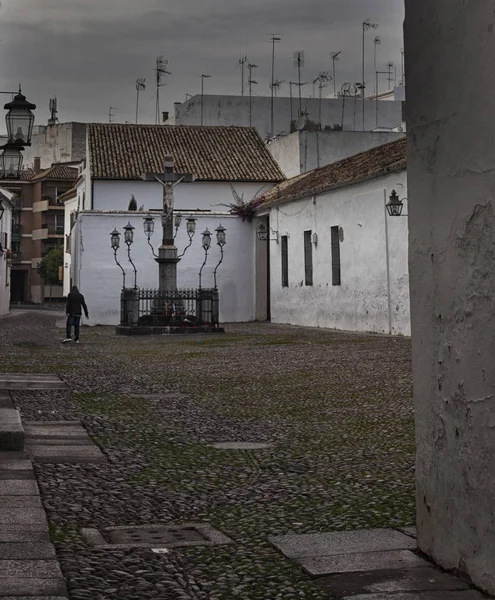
[
  {"xmin": 162, "ymin": 111, "xmax": 169, "ymax": 123},
  {"xmin": 34, "ymin": 157, "xmax": 41, "ymax": 175}
]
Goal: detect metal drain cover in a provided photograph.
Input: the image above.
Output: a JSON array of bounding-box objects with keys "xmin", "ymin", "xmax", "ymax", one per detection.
[
  {"xmin": 108, "ymin": 526, "xmax": 207, "ymax": 545},
  {"xmin": 81, "ymin": 523, "xmax": 233, "ymax": 550}
]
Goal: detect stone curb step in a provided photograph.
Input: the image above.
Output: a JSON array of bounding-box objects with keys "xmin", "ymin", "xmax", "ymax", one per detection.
[{"xmin": 0, "ymin": 392, "xmax": 24, "ymax": 452}]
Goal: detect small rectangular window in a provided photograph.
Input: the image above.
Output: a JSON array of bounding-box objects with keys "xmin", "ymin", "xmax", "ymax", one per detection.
[
  {"xmin": 304, "ymin": 230, "xmax": 313, "ymax": 286},
  {"xmin": 281, "ymin": 235, "xmax": 289, "ymax": 287},
  {"xmin": 331, "ymin": 226, "xmax": 341, "ymax": 286}
]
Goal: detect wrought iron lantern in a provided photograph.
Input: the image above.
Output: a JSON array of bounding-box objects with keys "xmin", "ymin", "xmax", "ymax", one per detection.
[
  {"xmin": 386, "ymin": 190, "xmax": 404, "ymax": 217},
  {"xmin": 215, "ymin": 223, "xmax": 226, "ymax": 247},
  {"xmin": 4, "ymin": 89, "xmax": 36, "ymax": 147},
  {"xmin": 257, "ymin": 223, "xmax": 268, "ymax": 241},
  {"xmin": 174, "ymin": 213, "xmax": 182, "ymax": 229},
  {"xmin": 110, "ymin": 228, "xmax": 121, "ymax": 250},
  {"xmin": 186, "ymin": 217, "xmax": 197, "ymax": 237},
  {"xmin": 0, "ymin": 143, "xmax": 23, "ymax": 179},
  {"xmin": 202, "ymin": 228, "xmax": 211, "ymax": 250},
  {"xmin": 0, "ymin": 199, "xmax": 4, "ymax": 220},
  {"xmin": 123, "ymin": 221, "xmax": 135, "ymax": 245},
  {"xmin": 143, "ymin": 215, "xmax": 154, "ymax": 238}
]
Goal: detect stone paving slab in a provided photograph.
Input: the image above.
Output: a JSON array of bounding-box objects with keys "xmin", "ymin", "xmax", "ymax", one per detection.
[
  {"xmin": 26, "ymin": 444, "xmax": 106, "ymax": 464},
  {"xmin": 270, "ymin": 529, "xmax": 416, "ymax": 559},
  {"xmin": 0, "ymin": 451, "xmax": 31, "ymax": 460},
  {"xmin": 300, "ymin": 550, "xmax": 429, "ymax": 576},
  {"xmin": 24, "ymin": 425, "xmax": 88, "ymax": 437},
  {"xmin": 0, "ymin": 373, "xmax": 68, "ymax": 390},
  {"xmin": 26, "ymin": 438, "xmax": 96, "ymax": 446},
  {"xmin": 344, "ymin": 592, "xmax": 487, "ymax": 600},
  {"xmin": 0, "ymin": 542, "xmax": 56, "ymax": 559},
  {"xmin": 0, "ymin": 529, "xmax": 50, "ymax": 542},
  {"xmin": 0, "ymin": 559, "xmax": 62, "ymax": 578},
  {"xmin": 210, "ymin": 441, "xmax": 272, "ymax": 450},
  {"xmin": 0, "ymin": 479, "xmax": 39, "ymax": 495},
  {"xmin": 0, "ymin": 459, "xmax": 32, "ymax": 470},
  {"xmin": 0, "ymin": 507, "xmax": 48, "ymax": 525},
  {"xmin": 0, "ymin": 470, "xmax": 35, "ymax": 480},
  {"xmin": 0, "ymin": 408, "xmax": 24, "ymax": 451},
  {"xmin": 0, "ymin": 579, "xmax": 67, "ymax": 596},
  {"xmin": 0, "ymin": 597, "xmax": 68, "ymax": 600},
  {"xmin": 0, "ymin": 495, "xmax": 43, "ymax": 508},
  {"xmin": 314, "ymin": 567, "xmax": 470, "ymax": 597}
]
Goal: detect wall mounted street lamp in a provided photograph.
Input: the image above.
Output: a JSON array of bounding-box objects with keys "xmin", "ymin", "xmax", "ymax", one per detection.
[
  {"xmin": 198, "ymin": 228, "xmax": 211, "ymax": 289},
  {"xmin": 123, "ymin": 221, "xmax": 138, "ymax": 288},
  {"xmin": 0, "ymin": 199, "xmax": 4, "ymax": 220},
  {"xmin": 177, "ymin": 216, "xmax": 197, "ymax": 258},
  {"xmin": 174, "ymin": 213, "xmax": 182, "ymax": 239},
  {"xmin": 257, "ymin": 223, "xmax": 279, "ymax": 243},
  {"xmin": 143, "ymin": 215, "xmax": 157, "ymax": 257},
  {"xmin": 386, "ymin": 189, "xmax": 408, "ymax": 217},
  {"xmin": 213, "ymin": 223, "xmax": 227, "ymax": 289},
  {"xmin": 4, "ymin": 88, "xmax": 36, "ymax": 147},
  {"xmin": 110, "ymin": 228, "xmax": 126, "ymax": 289}
]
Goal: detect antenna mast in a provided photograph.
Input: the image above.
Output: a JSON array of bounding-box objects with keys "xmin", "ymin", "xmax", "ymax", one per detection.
[
  {"xmin": 248, "ymin": 63, "xmax": 258, "ymax": 127},
  {"xmin": 109, "ymin": 107, "xmax": 116, "ymax": 123},
  {"xmin": 362, "ymin": 19, "xmax": 379, "ymax": 130},
  {"xmin": 267, "ymin": 34, "xmax": 281, "ymax": 139},
  {"xmin": 155, "ymin": 56, "xmax": 171, "ymax": 125},
  {"xmin": 387, "ymin": 61, "xmax": 394, "ymax": 89},
  {"xmin": 331, "ymin": 51, "xmax": 341, "ymax": 98},
  {"xmin": 294, "ymin": 51, "xmax": 305, "ymax": 117},
  {"xmin": 270, "ymin": 79, "xmax": 284, "ymax": 99},
  {"xmin": 135, "ymin": 78, "xmax": 146, "ymax": 124},
  {"xmin": 239, "ymin": 55, "xmax": 247, "ymax": 96},
  {"xmin": 48, "ymin": 97, "xmax": 59, "ymax": 126}
]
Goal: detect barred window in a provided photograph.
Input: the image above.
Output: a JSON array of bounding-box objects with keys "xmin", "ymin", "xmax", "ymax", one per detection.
[
  {"xmin": 331, "ymin": 226, "xmax": 341, "ymax": 286},
  {"xmin": 281, "ymin": 235, "xmax": 289, "ymax": 287},
  {"xmin": 304, "ymin": 230, "xmax": 313, "ymax": 286}
]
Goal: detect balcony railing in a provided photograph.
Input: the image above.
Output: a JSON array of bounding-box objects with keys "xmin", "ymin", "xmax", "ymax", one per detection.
[{"xmin": 11, "ymin": 223, "xmax": 22, "ymax": 241}]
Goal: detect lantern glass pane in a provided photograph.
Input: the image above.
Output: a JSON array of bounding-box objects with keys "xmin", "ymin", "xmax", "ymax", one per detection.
[
  {"xmin": 6, "ymin": 108, "xmax": 34, "ymax": 146},
  {"xmin": 143, "ymin": 217, "xmax": 154, "ymax": 235},
  {"xmin": 202, "ymin": 229, "xmax": 211, "ymax": 249},
  {"xmin": 186, "ymin": 218, "xmax": 196, "ymax": 235},
  {"xmin": 1, "ymin": 147, "xmax": 23, "ymax": 179}
]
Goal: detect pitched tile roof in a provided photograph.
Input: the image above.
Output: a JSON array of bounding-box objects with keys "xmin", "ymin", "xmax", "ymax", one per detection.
[
  {"xmin": 31, "ymin": 164, "xmax": 79, "ymax": 181},
  {"xmin": 88, "ymin": 124, "xmax": 285, "ymax": 182},
  {"xmin": 255, "ymin": 137, "xmax": 406, "ymax": 209}
]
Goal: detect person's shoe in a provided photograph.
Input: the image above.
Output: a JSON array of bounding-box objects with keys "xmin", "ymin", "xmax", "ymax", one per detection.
[
  {"xmin": 62, "ymin": 338, "xmax": 72, "ymax": 343},
  {"xmin": 74, "ymin": 340, "xmax": 79, "ymax": 344}
]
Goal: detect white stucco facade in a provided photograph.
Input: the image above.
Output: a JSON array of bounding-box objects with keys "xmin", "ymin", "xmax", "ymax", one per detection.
[
  {"xmin": 0, "ymin": 189, "xmax": 13, "ymax": 316},
  {"xmin": 174, "ymin": 95, "xmax": 404, "ymax": 140},
  {"xmin": 406, "ymin": 1, "xmax": 495, "ymax": 594},
  {"xmin": 71, "ymin": 211, "xmax": 254, "ymax": 326},
  {"xmin": 269, "ymin": 131, "xmax": 405, "ymax": 178},
  {"xmin": 263, "ymin": 170, "xmax": 409, "ymax": 335}
]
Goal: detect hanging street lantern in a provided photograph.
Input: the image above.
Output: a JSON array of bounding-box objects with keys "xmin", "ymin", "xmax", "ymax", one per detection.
[
  {"xmin": 123, "ymin": 221, "xmax": 135, "ymax": 245},
  {"xmin": 202, "ymin": 228, "xmax": 211, "ymax": 250},
  {"xmin": 215, "ymin": 223, "xmax": 226, "ymax": 247},
  {"xmin": 0, "ymin": 143, "xmax": 24, "ymax": 179},
  {"xmin": 110, "ymin": 228, "xmax": 121, "ymax": 250},
  {"xmin": 174, "ymin": 213, "xmax": 182, "ymax": 229},
  {"xmin": 4, "ymin": 89, "xmax": 36, "ymax": 147},
  {"xmin": 386, "ymin": 190, "xmax": 404, "ymax": 217},
  {"xmin": 143, "ymin": 215, "xmax": 155, "ymax": 238},
  {"xmin": 186, "ymin": 217, "xmax": 196, "ymax": 237}
]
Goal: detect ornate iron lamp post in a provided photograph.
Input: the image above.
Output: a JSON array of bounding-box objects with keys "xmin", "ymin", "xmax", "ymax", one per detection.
[
  {"xmin": 213, "ymin": 223, "xmax": 226, "ymax": 289},
  {"xmin": 198, "ymin": 228, "xmax": 211, "ymax": 289},
  {"xmin": 0, "ymin": 143, "xmax": 24, "ymax": 179},
  {"xmin": 110, "ymin": 228, "xmax": 126, "ymax": 289},
  {"xmin": 178, "ymin": 216, "xmax": 197, "ymax": 258},
  {"xmin": 123, "ymin": 222, "xmax": 138, "ymax": 288},
  {"xmin": 4, "ymin": 88, "xmax": 36, "ymax": 147},
  {"xmin": 174, "ymin": 213, "xmax": 182, "ymax": 239},
  {"xmin": 143, "ymin": 215, "xmax": 157, "ymax": 257}
]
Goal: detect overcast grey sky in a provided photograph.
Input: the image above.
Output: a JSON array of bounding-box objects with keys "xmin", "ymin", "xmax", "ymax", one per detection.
[{"xmin": 0, "ymin": 0, "xmax": 404, "ymax": 126}]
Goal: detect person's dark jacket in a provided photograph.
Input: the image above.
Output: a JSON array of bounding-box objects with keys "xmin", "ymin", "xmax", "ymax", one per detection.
[{"xmin": 66, "ymin": 289, "xmax": 89, "ymax": 318}]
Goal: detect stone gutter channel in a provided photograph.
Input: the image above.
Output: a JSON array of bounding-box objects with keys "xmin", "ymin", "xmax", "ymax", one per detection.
[{"xmin": 0, "ymin": 386, "xmax": 68, "ymax": 599}]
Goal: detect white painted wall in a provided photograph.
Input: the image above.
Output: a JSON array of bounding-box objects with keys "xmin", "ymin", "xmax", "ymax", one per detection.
[
  {"xmin": 73, "ymin": 211, "xmax": 255, "ymax": 325},
  {"xmin": 269, "ymin": 130, "xmax": 405, "ymax": 177},
  {"xmin": 22, "ymin": 123, "xmax": 87, "ymax": 169},
  {"xmin": 266, "ymin": 170, "xmax": 409, "ymax": 335},
  {"xmin": 406, "ymin": 1, "xmax": 495, "ymax": 594},
  {"xmin": 174, "ymin": 95, "xmax": 404, "ymax": 140},
  {"xmin": 0, "ymin": 193, "xmax": 12, "ymax": 316},
  {"xmin": 92, "ymin": 180, "xmax": 273, "ymax": 212}
]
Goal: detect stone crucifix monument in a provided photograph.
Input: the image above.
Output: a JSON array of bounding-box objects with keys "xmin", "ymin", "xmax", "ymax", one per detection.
[{"xmin": 141, "ymin": 156, "xmax": 195, "ymax": 292}]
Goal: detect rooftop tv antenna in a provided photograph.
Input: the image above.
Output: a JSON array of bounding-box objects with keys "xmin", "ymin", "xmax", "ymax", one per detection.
[
  {"xmin": 200, "ymin": 74, "xmax": 211, "ymax": 126},
  {"xmin": 239, "ymin": 55, "xmax": 247, "ymax": 96},
  {"xmin": 362, "ymin": 18, "xmax": 379, "ymax": 130},
  {"xmin": 155, "ymin": 56, "xmax": 171, "ymax": 125},
  {"xmin": 373, "ymin": 37, "xmax": 381, "ymax": 95},
  {"xmin": 400, "ymin": 48, "xmax": 405, "ymax": 86},
  {"xmin": 316, "ymin": 72, "xmax": 331, "ymax": 126},
  {"xmin": 267, "ymin": 34, "xmax": 281, "ymax": 138},
  {"xmin": 108, "ymin": 107, "xmax": 116, "ymax": 123},
  {"xmin": 135, "ymin": 78, "xmax": 146, "ymax": 124},
  {"xmin": 269, "ymin": 79, "xmax": 285, "ymax": 98},
  {"xmin": 331, "ymin": 51, "xmax": 341, "ymax": 98},
  {"xmin": 294, "ymin": 51, "xmax": 305, "ymax": 117},
  {"xmin": 48, "ymin": 96, "xmax": 59, "ymax": 126},
  {"xmin": 248, "ymin": 63, "xmax": 258, "ymax": 127},
  {"xmin": 387, "ymin": 61, "xmax": 394, "ymax": 88}
]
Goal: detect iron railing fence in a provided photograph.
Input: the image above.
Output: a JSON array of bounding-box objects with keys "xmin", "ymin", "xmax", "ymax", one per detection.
[{"xmin": 120, "ymin": 287, "xmax": 219, "ymax": 328}]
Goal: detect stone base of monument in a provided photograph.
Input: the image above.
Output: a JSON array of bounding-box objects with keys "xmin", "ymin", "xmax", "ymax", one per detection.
[{"xmin": 115, "ymin": 325, "xmax": 225, "ymax": 336}]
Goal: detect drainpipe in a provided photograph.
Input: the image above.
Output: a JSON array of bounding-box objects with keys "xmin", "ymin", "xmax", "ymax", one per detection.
[{"xmin": 383, "ymin": 189, "xmax": 392, "ymax": 334}]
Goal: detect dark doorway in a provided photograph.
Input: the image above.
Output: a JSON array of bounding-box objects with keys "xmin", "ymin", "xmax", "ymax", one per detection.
[{"xmin": 10, "ymin": 270, "xmax": 27, "ymax": 304}]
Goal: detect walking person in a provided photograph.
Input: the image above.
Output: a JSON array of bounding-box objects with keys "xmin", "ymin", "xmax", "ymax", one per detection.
[{"xmin": 62, "ymin": 285, "xmax": 89, "ymax": 344}]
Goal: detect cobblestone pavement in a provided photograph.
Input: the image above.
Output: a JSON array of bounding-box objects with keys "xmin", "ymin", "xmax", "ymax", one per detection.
[{"xmin": 0, "ymin": 311, "xmax": 415, "ymax": 600}]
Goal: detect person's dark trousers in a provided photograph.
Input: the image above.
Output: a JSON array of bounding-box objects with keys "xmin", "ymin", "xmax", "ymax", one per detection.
[{"xmin": 66, "ymin": 315, "xmax": 81, "ymax": 341}]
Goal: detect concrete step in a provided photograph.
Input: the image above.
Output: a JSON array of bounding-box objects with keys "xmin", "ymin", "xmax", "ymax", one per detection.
[{"xmin": 0, "ymin": 408, "xmax": 24, "ymax": 452}]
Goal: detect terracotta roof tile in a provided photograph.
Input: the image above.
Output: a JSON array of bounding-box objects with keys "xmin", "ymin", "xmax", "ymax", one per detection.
[
  {"xmin": 31, "ymin": 164, "xmax": 78, "ymax": 182},
  {"xmin": 88, "ymin": 124, "xmax": 285, "ymax": 182},
  {"xmin": 255, "ymin": 137, "xmax": 406, "ymax": 208}
]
